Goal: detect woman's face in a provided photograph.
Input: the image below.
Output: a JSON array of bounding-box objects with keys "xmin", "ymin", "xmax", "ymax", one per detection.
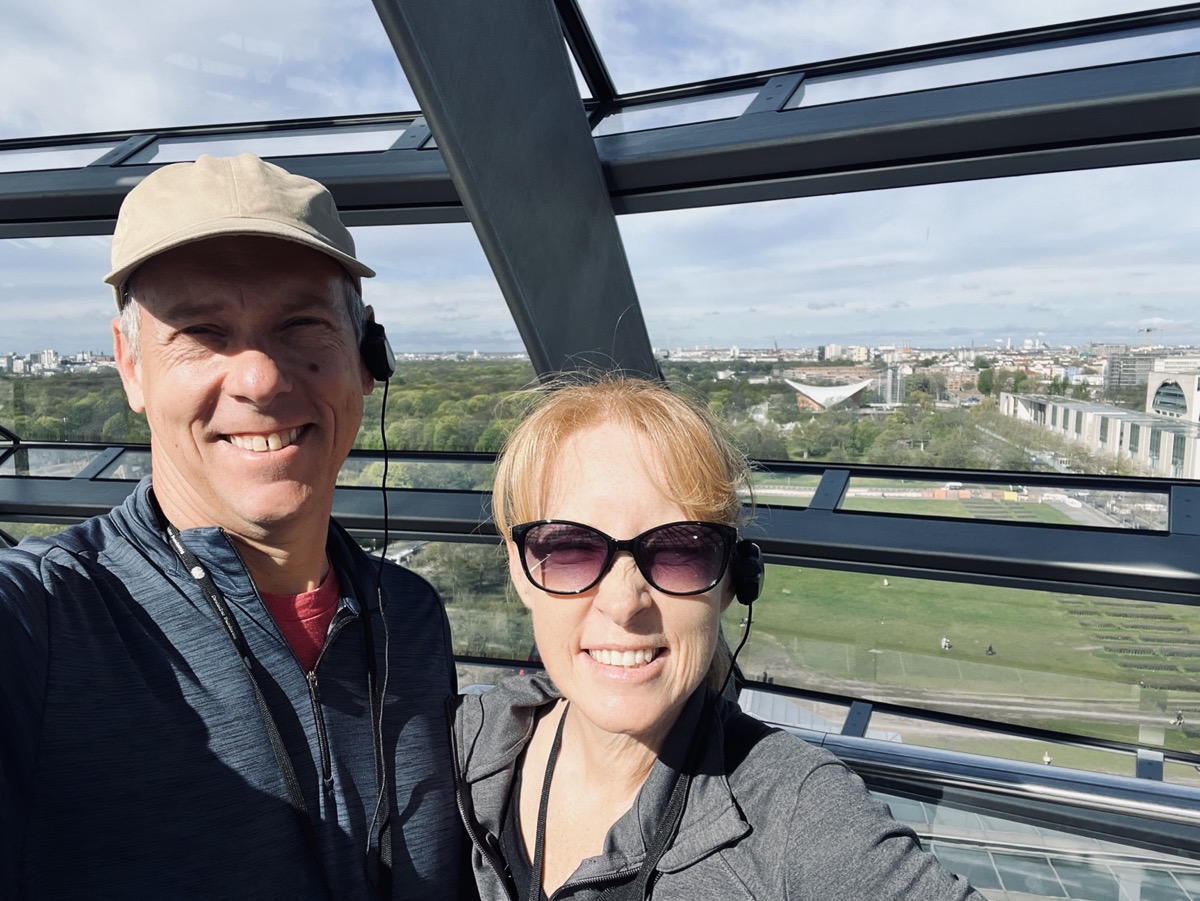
[{"xmin": 507, "ymin": 420, "xmax": 733, "ymax": 748}]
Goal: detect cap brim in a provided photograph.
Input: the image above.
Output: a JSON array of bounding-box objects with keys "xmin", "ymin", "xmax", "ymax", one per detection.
[{"xmin": 103, "ymin": 217, "xmax": 376, "ymax": 292}]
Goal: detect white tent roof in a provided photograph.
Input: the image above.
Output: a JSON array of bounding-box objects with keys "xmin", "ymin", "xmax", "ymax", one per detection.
[{"xmin": 785, "ymin": 378, "xmax": 874, "ymax": 409}]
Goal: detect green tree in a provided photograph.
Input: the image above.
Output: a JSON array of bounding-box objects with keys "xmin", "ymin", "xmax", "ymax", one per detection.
[{"xmin": 976, "ymin": 368, "xmax": 995, "ymax": 395}]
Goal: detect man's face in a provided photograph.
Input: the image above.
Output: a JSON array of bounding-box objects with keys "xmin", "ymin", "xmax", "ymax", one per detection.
[{"xmin": 113, "ymin": 236, "xmax": 374, "ymax": 538}]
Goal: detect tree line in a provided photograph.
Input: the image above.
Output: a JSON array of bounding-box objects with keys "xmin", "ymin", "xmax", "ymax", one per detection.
[{"xmin": 1, "ymin": 358, "xmax": 1139, "ymax": 478}]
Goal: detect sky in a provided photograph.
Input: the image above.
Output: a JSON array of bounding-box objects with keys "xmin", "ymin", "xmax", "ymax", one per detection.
[{"xmin": 1, "ymin": 0, "xmax": 1197, "ymax": 356}]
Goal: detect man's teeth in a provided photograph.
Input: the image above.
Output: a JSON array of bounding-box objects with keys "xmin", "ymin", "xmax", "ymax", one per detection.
[
  {"xmin": 228, "ymin": 427, "xmax": 301, "ymax": 452},
  {"xmin": 589, "ymin": 648, "xmax": 658, "ymax": 667}
]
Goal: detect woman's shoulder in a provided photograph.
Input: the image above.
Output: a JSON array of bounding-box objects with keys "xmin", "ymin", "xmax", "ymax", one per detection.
[
  {"xmin": 715, "ymin": 701, "xmax": 859, "ymax": 798},
  {"xmin": 457, "ymin": 669, "xmax": 559, "ymax": 716},
  {"xmin": 453, "ymin": 670, "xmax": 561, "ymax": 778}
]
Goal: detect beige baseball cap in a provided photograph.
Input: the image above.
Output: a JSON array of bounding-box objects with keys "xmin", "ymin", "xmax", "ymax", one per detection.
[{"xmin": 104, "ymin": 152, "xmax": 375, "ymax": 307}]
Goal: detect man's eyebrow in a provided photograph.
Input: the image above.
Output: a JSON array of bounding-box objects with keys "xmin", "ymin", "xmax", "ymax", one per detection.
[{"xmin": 153, "ymin": 293, "xmax": 339, "ymax": 322}]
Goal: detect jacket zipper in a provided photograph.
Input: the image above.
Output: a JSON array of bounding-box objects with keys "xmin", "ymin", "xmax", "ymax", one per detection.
[
  {"xmin": 449, "ymin": 698, "xmax": 642, "ymax": 901},
  {"xmin": 449, "ymin": 697, "xmax": 519, "ymax": 901},
  {"xmin": 306, "ymin": 670, "xmax": 334, "ymax": 794},
  {"xmin": 548, "ymin": 868, "xmax": 640, "ymax": 900},
  {"xmin": 305, "ymin": 609, "xmax": 354, "ymax": 796}
]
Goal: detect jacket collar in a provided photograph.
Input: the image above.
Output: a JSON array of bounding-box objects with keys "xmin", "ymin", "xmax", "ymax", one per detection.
[
  {"xmin": 104, "ymin": 477, "xmax": 367, "ymax": 611},
  {"xmin": 459, "ymin": 671, "xmax": 751, "ymax": 877}
]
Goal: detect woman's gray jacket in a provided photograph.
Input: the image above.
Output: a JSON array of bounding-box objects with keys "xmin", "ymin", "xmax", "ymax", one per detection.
[{"xmin": 453, "ymin": 671, "xmax": 986, "ymax": 900}]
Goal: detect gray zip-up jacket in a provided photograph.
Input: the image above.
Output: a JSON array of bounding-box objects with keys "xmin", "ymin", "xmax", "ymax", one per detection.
[
  {"xmin": 453, "ymin": 672, "xmax": 986, "ymax": 900},
  {"xmin": 0, "ymin": 477, "xmax": 462, "ymax": 900}
]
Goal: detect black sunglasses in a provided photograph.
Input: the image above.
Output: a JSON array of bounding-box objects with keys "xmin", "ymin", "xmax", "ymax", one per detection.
[{"xmin": 510, "ymin": 519, "xmax": 737, "ymax": 596}]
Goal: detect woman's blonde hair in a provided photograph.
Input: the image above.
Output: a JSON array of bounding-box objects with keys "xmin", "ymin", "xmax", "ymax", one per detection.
[
  {"xmin": 493, "ymin": 374, "xmax": 753, "ymax": 691},
  {"xmin": 493, "ymin": 375, "xmax": 751, "ymax": 537}
]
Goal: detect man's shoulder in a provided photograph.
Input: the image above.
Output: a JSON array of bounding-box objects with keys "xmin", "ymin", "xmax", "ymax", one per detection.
[
  {"xmin": 0, "ymin": 495, "xmax": 157, "ymax": 619},
  {"xmin": 3, "ymin": 510, "xmax": 127, "ymax": 573},
  {"xmin": 0, "ymin": 517, "xmax": 106, "ymax": 586}
]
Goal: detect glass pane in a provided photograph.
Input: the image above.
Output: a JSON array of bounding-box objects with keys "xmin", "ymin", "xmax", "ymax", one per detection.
[
  {"xmin": 3, "ymin": 1, "xmax": 417, "ymax": 141},
  {"xmin": 337, "ymin": 455, "xmax": 497, "ymax": 492},
  {"xmin": 394, "ymin": 539, "xmax": 529, "ymax": 660},
  {"xmin": 0, "ymin": 447, "xmax": 106, "ymax": 478},
  {"xmin": 98, "ymin": 450, "xmax": 152, "ymax": 481},
  {"xmin": 0, "ymin": 370, "xmax": 149, "ymax": 444},
  {"xmin": 132, "ymin": 125, "xmax": 410, "ymax": 164},
  {"xmin": 936, "ymin": 812, "xmax": 1178, "ymax": 898},
  {"xmin": 0, "ymin": 236, "xmax": 114, "ymax": 362},
  {"xmin": 357, "ymin": 358, "xmax": 533, "ymax": 457},
  {"xmin": 0, "ymin": 145, "xmax": 116, "ymax": 174},
  {"xmin": 627, "ymin": 161, "xmax": 1200, "ymax": 475},
  {"xmin": 838, "ymin": 476, "xmax": 1168, "ymax": 531},
  {"xmin": 594, "ymin": 90, "xmax": 756, "ymax": 136},
  {"xmin": 0, "ymin": 519, "xmax": 75, "ymax": 545},
  {"xmin": 795, "ymin": 23, "xmax": 1200, "ymax": 108},
  {"xmin": 725, "ymin": 562, "xmax": 1200, "ymax": 772},
  {"xmin": 576, "ymin": 0, "xmax": 1172, "ymax": 94}
]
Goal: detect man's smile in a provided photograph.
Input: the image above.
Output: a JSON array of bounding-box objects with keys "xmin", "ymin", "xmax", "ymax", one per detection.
[{"xmin": 224, "ymin": 426, "xmax": 304, "ymax": 452}]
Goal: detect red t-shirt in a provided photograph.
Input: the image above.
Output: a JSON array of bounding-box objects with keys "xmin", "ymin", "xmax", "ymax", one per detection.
[{"xmin": 260, "ymin": 569, "xmax": 341, "ymax": 673}]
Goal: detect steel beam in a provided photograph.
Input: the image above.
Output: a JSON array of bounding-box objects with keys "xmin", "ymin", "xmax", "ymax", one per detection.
[
  {"xmin": 371, "ymin": 0, "xmax": 658, "ymax": 378},
  {"xmin": 1, "ymin": 54, "xmax": 1198, "ymax": 235}
]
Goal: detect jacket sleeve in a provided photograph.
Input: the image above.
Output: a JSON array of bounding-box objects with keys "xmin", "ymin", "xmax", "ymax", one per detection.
[
  {"xmin": 0, "ymin": 550, "xmax": 51, "ymax": 900},
  {"xmin": 784, "ymin": 759, "xmax": 988, "ymax": 900}
]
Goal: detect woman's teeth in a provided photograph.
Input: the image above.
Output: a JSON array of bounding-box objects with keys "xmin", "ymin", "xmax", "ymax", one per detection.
[
  {"xmin": 588, "ymin": 648, "xmax": 659, "ymax": 667},
  {"xmin": 228, "ymin": 427, "xmax": 301, "ymax": 452}
]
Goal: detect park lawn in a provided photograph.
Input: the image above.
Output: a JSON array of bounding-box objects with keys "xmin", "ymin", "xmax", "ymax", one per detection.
[{"xmin": 727, "ymin": 563, "xmax": 1194, "ymax": 688}]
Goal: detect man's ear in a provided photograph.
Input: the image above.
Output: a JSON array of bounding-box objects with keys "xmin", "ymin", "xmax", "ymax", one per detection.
[
  {"xmin": 112, "ymin": 317, "xmax": 146, "ymax": 414},
  {"xmin": 359, "ymin": 305, "xmax": 380, "ymax": 396}
]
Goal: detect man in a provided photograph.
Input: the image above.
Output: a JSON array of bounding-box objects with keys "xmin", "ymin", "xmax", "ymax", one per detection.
[{"xmin": 0, "ymin": 154, "xmax": 462, "ymax": 899}]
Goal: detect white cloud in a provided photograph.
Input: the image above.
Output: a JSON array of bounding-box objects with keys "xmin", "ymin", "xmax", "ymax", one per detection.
[
  {"xmin": 578, "ymin": 0, "xmax": 1173, "ymax": 93},
  {"xmin": 0, "ymin": 0, "xmax": 415, "ymax": 140},
  {"xmin": 620, "ymin": 159, "xmax": 1200, "ymax": 348}
]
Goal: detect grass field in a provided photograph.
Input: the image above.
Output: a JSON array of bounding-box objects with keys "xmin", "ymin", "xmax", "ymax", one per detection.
[{"xmin": 722, "ymin": 560, "xmax": 1200, "ymax": 762}]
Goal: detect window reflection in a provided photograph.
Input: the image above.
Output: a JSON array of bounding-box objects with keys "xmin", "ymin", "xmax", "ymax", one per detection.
[
  {"xmin": 0, "ymin": 144, "xmax": 115, "ymax": 174},
  {"xmin": 794, "ymin": 22, "xmax": 1200, "ymax": 108},
  {"xmin": 594, "ymin": 90, "xmax": 756, "ymax": 136},
  {"xmin": 128, "ymin": 125, "xmax": 410, "ymax": 164}
]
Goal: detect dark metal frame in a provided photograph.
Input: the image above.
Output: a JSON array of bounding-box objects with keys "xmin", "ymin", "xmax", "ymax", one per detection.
[{"xmin": 5, "ymin": 446, "xmax": 1200, "ymax": 603}]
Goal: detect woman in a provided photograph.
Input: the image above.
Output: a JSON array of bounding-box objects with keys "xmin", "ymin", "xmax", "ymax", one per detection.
[{"xmin": 454, "ymin": 376, "xmax": 985, "ymax": 900}]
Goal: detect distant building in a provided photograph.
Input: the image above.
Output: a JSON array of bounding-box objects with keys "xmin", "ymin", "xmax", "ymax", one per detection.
[
  {"xmin": 1145, "ymin": 362, "xmax": 1200, "ymax": 422},
  {"xmin": 1104, "ymin": 353, "xmax": 1156, "ymax": 392},
  {"xmin": 1002, "ymin": 392, "xmax": 1200, "ymax": 479}
]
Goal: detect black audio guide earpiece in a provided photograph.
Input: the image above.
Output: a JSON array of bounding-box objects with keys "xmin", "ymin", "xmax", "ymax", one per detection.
[
  {"xmin": 719, "ymin": 538, "xmax": 764, "ymax": 699},
  {"xmin": 361, "ymin": 320, "xmax": 396, "ymax": 382},
  {"xmin": 731, "ymin": 540, "xmax": 764, "ymax": 606}
]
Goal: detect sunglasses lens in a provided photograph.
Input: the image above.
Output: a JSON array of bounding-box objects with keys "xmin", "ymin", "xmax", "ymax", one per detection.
[
  {"xmin": 640, "ymin": 523, "xmax": 730, "ymax": 594},
  {"xmin": 522, "ymin": 522, "xmax": 609, "ymax": 593}
]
